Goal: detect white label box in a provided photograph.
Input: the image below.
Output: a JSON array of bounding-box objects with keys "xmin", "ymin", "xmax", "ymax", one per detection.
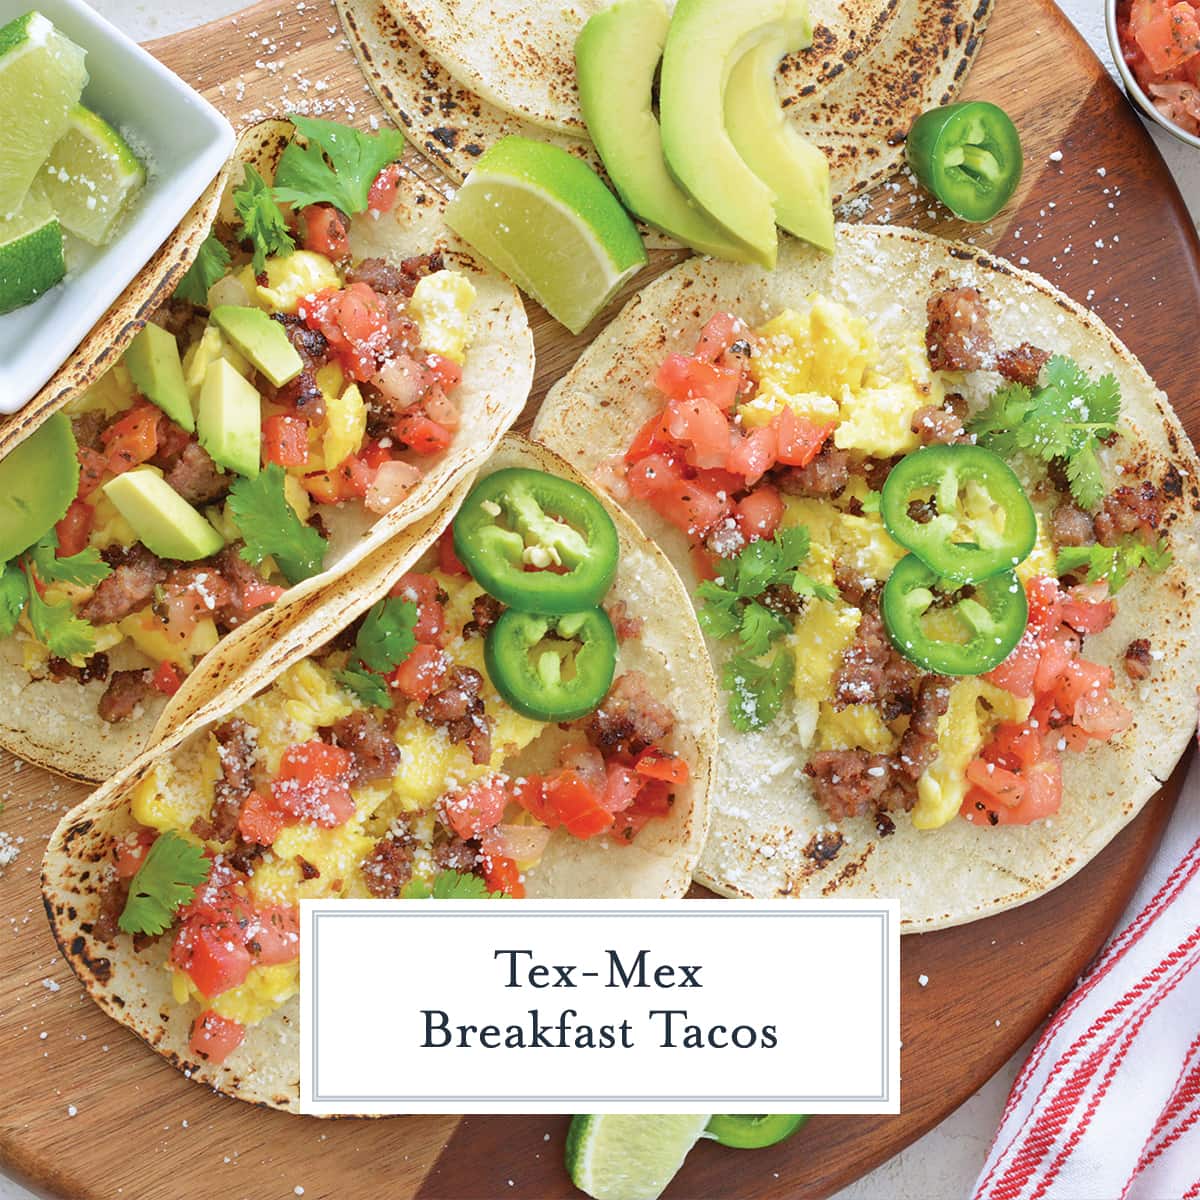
[{"xmin": 301, "ymin": 899, "xmax": 899, "ymax": 1116}]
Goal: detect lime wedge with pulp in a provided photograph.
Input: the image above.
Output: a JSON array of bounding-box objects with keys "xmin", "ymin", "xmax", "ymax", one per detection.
[
  {"xmin": 41, "ymin": 104, "xmax": 147, "ymax": 245},
  {"xmin": 565, "ymin": 1114, "xmax": 710, "ymax": 1200},
  {"xmin": 0, "ymin": 181, "xmax": 65, "ymax": 313},
  {"xmin": 0, "ymin": 10, "xmax": 88, "ymax": 218},
  {"xmin": 445, "ymin": 136, "xmax": 647, "ymax": 335}
]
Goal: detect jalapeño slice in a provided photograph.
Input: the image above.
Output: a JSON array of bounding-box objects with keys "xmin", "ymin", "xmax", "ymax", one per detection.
[
  {"xmin": 485, "ymin": 607, "xmax": 617, "ymax": 722},
  {"xmin": 881, "ymin": 554, "xmax": 1028, "ymax": 676},
  {"xmin": 706, "ymin": 1114, "xmax": 809, "ymax": 1150},
  {"xmin": 880, "ymin": 444, "xmax": 1036, "ymax": 585},
  {"xmin": 906, "ymin": 101, "xmax": 1023, "ymax": 222},
  {"xmin": 453, "ymin": 467, "xmax": 619, "ymax": 614}
]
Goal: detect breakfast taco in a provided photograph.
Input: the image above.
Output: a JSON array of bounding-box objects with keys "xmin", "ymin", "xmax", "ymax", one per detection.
[
  {"xmin": 42, "ymin": 435, "xmax": 716, "ymax": 1109},
  {"xmin": 532, "ymin": 224, "xmax": 1200, "ymax": 930},
  {"xmin": 0, "ymin": 117, "xmax": 533, "ymax": 782},
  {"xmin": 336, "ymin": 0, "xmax": 994, "ymax": 205}
]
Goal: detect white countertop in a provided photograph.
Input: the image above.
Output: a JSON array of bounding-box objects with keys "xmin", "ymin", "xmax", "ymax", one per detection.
[{"xmin": 1, "ymin": 3, "xmax": 1196, "ymax": 1199}]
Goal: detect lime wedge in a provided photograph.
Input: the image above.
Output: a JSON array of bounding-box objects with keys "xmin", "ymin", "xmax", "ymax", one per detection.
[
  {"xmin": 445, "ymin": 136, "xmax": 647, "ymax": 335},
  {"xmin": 0, "ymin": 181, "xmax": 65, "ymax": 313},
  {"xmin": 0, "ymin": 10, "xmax": 88, "ymax": 218},
  {"xmin": 41, "ymin": 104, "xmax": 146, "ymax": 245},
  {"xmin": 565, "ymin": 1114, "xmax": 710, "ymax": 1200}
]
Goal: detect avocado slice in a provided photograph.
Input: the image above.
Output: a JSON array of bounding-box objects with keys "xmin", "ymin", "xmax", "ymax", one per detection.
[
  {"xmin": 0, "ymin": 412, "xmax": 80, "ymax": 563},
  {"xmin": 198, "ymin": 358, "xmax": 262, "ymax": 479},
  {"xmin": 210, "ymin": 305, "xmax": 304, "ymax": 388},
  {"xmin": 123, "ymin": 323, "xmax": 194, "ymax": 432},
  {"xmin": 725, "ymin": 27, "xmax": 835, "ymax": 253},
  {"xmin": 103, "ymin": 468, "xmax": 225, "ymax": 562},
  {"xmin": 575, "ymin": 0, "xmax": 756, "ymax": 262},
  {"xmin": 660, "ymin": 0, "xmax": 810, "ymax": 269}
]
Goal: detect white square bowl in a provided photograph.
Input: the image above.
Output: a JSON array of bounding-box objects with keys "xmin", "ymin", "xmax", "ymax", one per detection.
[{"xmin": 0, "ymin": 0, "xmax": 235, "ymax": 413}]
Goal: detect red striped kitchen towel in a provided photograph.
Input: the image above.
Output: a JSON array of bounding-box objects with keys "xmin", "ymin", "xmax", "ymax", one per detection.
[{"xmin": 973, "ymin": 745, "xmax": 1200, "ymax": 1200}]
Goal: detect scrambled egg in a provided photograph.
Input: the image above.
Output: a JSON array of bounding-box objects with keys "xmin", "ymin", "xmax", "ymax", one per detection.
[
  {"xmin": 322, "ymin": 382, "xmax": 367, "ymax": 470},
  {"xmin": 240, "ymin": 250, "xmax": 342, "ymax": 313},
  {"xmin": 118, "ymin": 608, "xmax": 219, "ymax": 670},
  {"xmin": 72, "ymin": 364, "xmax": 136, "ymax": 419},
  {"xmin": 789, "ymin": 598, "xmax": 861, "ymax": 746},
  {"xmin": 173, "ymin": 961, "xmax": 300, "ymax": 1026},
  {"xmin": 408, "ymin": 270, "xmax": 477, "ymax": 365}
]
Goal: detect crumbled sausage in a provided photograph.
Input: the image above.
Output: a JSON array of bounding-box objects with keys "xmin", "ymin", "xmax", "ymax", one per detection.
[
  {"xmin": 333, "ymin": 710, "xmax": 402, "ymax": 784},
  {"xmin": 1094, "ymin": 481, "xmax": 1165, "ymax": 546},
  {"xmin": 164, "ymin": 441, "xmax": 230, "ymax": 505},
  {"xmin": 996, "ymin": 342, "xmax": 1052, "ymax": 387},
  {"xmin": 926, "ymin": 287, "xmax": 995, "ymax": 372},
  {"xmin": 463, "ymin": 593, "xmax": 505, "ymax": 639},
  {"xmin": 833, "ymin": 593, "xmax": 920, "ymax": 721},
  {"xmin": 911, "ymin": 403, "xmax": 967, "ymax": 445},
  {"xmin": 773, "ymin": 442, "xmax": 850, "ymax": 498},
  {"xmin": 585, "ymin": 672, "xmax": 676, "ymax": 757},
  {"xmin": 419, "ymin": 667, "xmax": 493, "ymax": 765},
  {"xmin": 1124, "ymin": 638, "xmax": 1153, "ymax": 681},
  {"xmin": 361, "ymin": 837, "xmax": 414, "ymax": 897},
  {"xmin": 97, "ymin": 670, "xmax": 152, "ymax": 723},
  {"xmin": 1051, "ymin": 502, "xmax": 1096, "ymax": 548},
  {"xmin": 79, "ymin": 545, "xmax": 168, "ymax": 625}
]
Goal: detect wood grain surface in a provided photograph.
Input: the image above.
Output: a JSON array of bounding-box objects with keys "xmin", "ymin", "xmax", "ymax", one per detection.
[{"xmin": 1, "ymin": 0, "xmax": 1198, "ymax": 1197}]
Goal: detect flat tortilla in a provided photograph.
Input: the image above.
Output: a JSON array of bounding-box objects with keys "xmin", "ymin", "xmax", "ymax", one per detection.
[
  {"xmin": 0, "ymin": 119, "xmax": 534, "ymax": 783},
  {"xmin": 532, "ymin": 223, "xmax": 1200, "ymax": 930},
  {"xmin": 337, "ymin": 0, "xmax": 994, "ymax": 204},
  {"xmin": 42, "ymin": 435, "xmax": 717, "ymax": 1110}
]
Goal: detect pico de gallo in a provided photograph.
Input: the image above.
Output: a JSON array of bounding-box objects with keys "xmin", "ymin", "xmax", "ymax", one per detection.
[
  {"xmin": 0, "ymin": 116, "xmax": 478, "ymax": 727},
  {"xmin": 1117, "ymin": 0, "xmax": 1200, "ymax": 138},
  {"xmin": 88, "ymin": 464, "xmax": 690, "ymax": 1064},
  {"xmin": 614, "ymin": 285, "xmax": 1176, "ymax": 833}
]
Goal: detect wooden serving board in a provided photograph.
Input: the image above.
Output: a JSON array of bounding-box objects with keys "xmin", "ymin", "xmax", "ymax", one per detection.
[{"xmin": 1, "ymin": 0, "xmax": 1198, "ymax": 1197}]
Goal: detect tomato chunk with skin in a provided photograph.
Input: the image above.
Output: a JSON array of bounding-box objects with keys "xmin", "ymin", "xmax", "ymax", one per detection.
[
  {"xmin": 151, "ymin": 660, "xmax": 184, "ymax": 697},
  {"xmin": 272, "ymin": 741, "xmax": 356, "ymax": 828},
  {"xmin": 237, "ymin": 790, "xmax": 286, "ymax": 846},
  {"xmin": 391, "ymin": 572, "xmax": 445, "ymax": 643},
  {"xmin": 247, "ymin": 906, "xmax": 300, "ymax": 965},
  {"xmin": 626, "ymin": 454, "xmax": 729, "ymax": 538},
  {"xmin": 1135, "ymin": 1, "xmax": 1200, "ymax": 73},
  {"xmin": 55, "ymin": 498, "xmax": 93, "ymax": 557},
  {"xmin": 773, "ymin": 407, "xmax": 832, "ymax": 468},
  {"xmin": 443, "ymin": 778, "xmax": 509, "ymax": 839},
  {"xmin": 368, "ymin": 163, "xmax": 403, "ymax": 213},
  {"xmin": 483, "ymin": 853, "xmax": 525, "ymax": 898},
  {"xmin": 735, "ymin": 485, "xmax": 783, "ymax": 542},
  {"xmin": 388, "ymin": 642, "xmax": 447, "ymax": 702},
  {"xmin": 190, "ymin": 1011, "xmax": 245, "ymax": 1063},
  {"xmin": 102, "ymin": 404, "xmax": 160, "ymax": 474},
  {"xmin": 634, "ymin": 747, "xmax": 690, "ymax": 785},
  {"xmin": 300, "ymin": 204, "xmax": 349, "ymax": 258},
  {"xmin": 173, "ymin": 923, "xmax": 253, "ymax": 997},
  {"xmin": 656, "ymin": 354, "xmax": 740, "ymax": 412},
  {"xmin": 544, "ymin": 770, "xmax": 614, "ymax": 839},
  {"xmin": 262, "ymin": 415, "xmax": 310, "ymax": 468}
]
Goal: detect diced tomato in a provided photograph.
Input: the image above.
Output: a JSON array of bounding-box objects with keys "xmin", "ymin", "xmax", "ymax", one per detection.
[
  {"xmin": 962, "ymin": 752, "xmax": 1063, "ymax": 826},
  {"xmin": 391, "ymin": 571, "xmax": 445, "ymax": 643},
  {"xmin": 443, "ymin": 778, "xmax": 509, "ymax": 839},
  {"xmin": 300, "ymin": 204, "xmax": 350, "ymax": 258},
  {"xmin": 114, "ymin": 828, "xmax": 155, "ymax": 879},
  {"xmin": 102, "ymin": 403, "xmax": 160, "ymax": 474},
  {"xmin": 668, "ymin": 398, "xmax": 731, "ymax": 470},
  {"xmin": 437, "ymin": 528, "xmax": 470, "ymax": 576},
  {"xmin": 189, "ymin": 1011, "xmax": 245, "ymax": 1063},
  {"xmin": 423, "ymin": 354, "xmax": 463, "ymax": 393},
  {"xmin": 394, "ymin": 413, "xmax": 453, "ymax": 455},
  {"xmin": 735, "ymin": 486, "xmax": 783, "ymax": 542},
  {"xmin": 984, "ymin": 628, "xmax": 1041, "ymax": 698},
  {"xmin": 1074, "ymin": 690, "xmax": 1134, "ymax": 739},
  {"xmin": 239, "ymin": 580, "xmax": 286, "ymax": 612},
  {"xmin": 1060, "ymin": 585, "xmax": 1117, "ymax": 635},
  {"xmin": 626, "ymin": 454, "xmax": 730, "ymax": 538},
  {"xmin": 1134, "ymin": 1, "xmax": 1200, "ymax": 73},
  {"xmin": 482, "ymin": 853, "xmax": 525, "ymax": 898},
  {"xmin": 690, "ymin": 544, "xmax": 720, "ymax": 582},
  {"xmin": 1051, "ymin": 657, "xmax": 1115, "ymax": 715},
  {"xmin": 512, "ymin": 775, "xmax": 559, "ymax": 828},
  {"xmin": 1025, "ymin": 575, "xmax": 1065, "ymax": 636},
  {"xmin": 1033, "ymin": 628, "xmax": 1080, "ymax": 698},
  {"xmin": 300, "ymin": 283, "xmax": 389, "ymax": 381},
  {"xmin": 656, "ymin": 354, "xmax": 740, "ymax": 411},
  {"xmin": 634, "ymin": 747, "xmax": 690, "ymax": 785},
  {"xmin": 726, "ymin": 424, "xmax": 777, "ymax": 486},
  {"xmin": 358, "ymin": 439, "xmax": 393, "ymax": 471},
  {"xmin": 601, "ymin": 761, "xmax": 642, "ymax": 813},
  {"xmin": 558, "ymin": 743, "xmax": 607, "ymax": 793},
  {"xmin": 772, "ymin": 407, "xmax": 832, "ymax": 468},
  {"xmin": 247, "ymin": 905, "xmax": 300, "ymax": 964},
  {"xmin": 625, "ymin": 409, "xmax": 676, "ymax": 464},
  {"xmin": 543, "ymin": 770, "xmax": 614, "ymax": 839},
  {"xmin": 55, "ymin": 499, "xmax": 93, "ymax": 557},
  {"xmin": 334, "ymin": 454, "xmax": 375, "ymax": 499},
  {"xmin": 367, "ymin": 163, "xmax": 403, "ymax": 213},
  {"xmin": 173, "ymin": 923, "xmax": 252, "ymax": 997},
  {"xmin": 301, "ymin": 471, "xmax": 340, "ymax": 504},
  {"xmin": 77, "ymin": 447, "xmax": 109, "ymax": 498},
  {"xmin": 693, "ymin": 312, "xmax": 747, "ymax": 363},
  {"xmin": 612, "ymin": 779, "xmax": 673, "ymax": 842},
  {"xmin": 237, "ymin": 790, "xmax": 286, "ymax": 846},
  {"xmin": 965, "ymin": 758, "xmax": 1027, "ymax": 807},
  {"xmin": 272, "ymin": 741, "xmax": 356, "ymax": 828},
  {"xmin": 985, "ymin": 721, "xmax": 1044, "ymax": 773},
  {"xmin": 151, "ymin": 660, "xmax": 184, "ymax": 697},
  {"xmin": 262, "ymin": 415, "xmax": 310, "ymax": 468},
  {"xmin": 387, "ymin": 642, "xmax": 447, "ymax": 702}
]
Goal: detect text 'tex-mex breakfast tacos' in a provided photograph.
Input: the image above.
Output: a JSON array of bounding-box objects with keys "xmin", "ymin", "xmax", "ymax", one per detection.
[
  {"xmin": 42, "ymin": 434, "xmax": 717, "ymax": 1110},
  {"xmin": 533, "ymin": 223, "xmax": 1200, "ymax": 931},
  {"xmin": 0, "ymin": 117, "xmax": 534, "ymax": 783}
]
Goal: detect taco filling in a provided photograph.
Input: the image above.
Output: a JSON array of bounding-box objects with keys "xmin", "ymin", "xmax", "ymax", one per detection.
[
  {"xmin": 0, "ymin": 118, "xmax": 483, "ymax": 727},
  {"xmin": 615, "ymin": 289, "xmax": 1177, "ymax": 832},
  {"xmin": 90, "ymin": 467, "xmax": 690, "ymax": 1066}
]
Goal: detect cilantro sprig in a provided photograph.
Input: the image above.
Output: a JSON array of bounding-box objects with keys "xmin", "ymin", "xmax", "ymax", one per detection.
[
  {"xmin": 272, "ymin": 115, "xmax": 405, "ymax": 217},
  {"xmin": 968, "ymin": 355, "xmax": 1121, "ymax": 511},
  {"xmin": 30, "ymin": 531, "xmax": 111, "ymax": 588},
  {"xmin": 227, "ymin": 464, "xmax": 328, "ymax": 585},
  {"xmin": 1057, "ymin": 536, "xmax": 1172, "ymax": 595},
  {"xmin": 174, "ymin": 234, "xmax": 232, "ymax": 305},
  {"xmin": 233, "ymin": 164, "xmax": 296, "ymax": 274},
  {"xmin": 335, "ymin": 596, "xmax": 419, "ymax": 710},
  {"xmin": 118, "ymin": 831, "xmax": 210, "ymax": 937},
  {"xmin": 696, "ymin": 528, "xmax": 833, "ymax": 733},
  {"xmin": 401, "ymin": 870, "xmax": 506, "ymax": 900}
]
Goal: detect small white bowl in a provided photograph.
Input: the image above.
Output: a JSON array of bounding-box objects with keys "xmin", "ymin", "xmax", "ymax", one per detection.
[
  {"xmin": 0, "ymin": 0, "xmax": 235, "ymax": 414},
  {"xmin": 1105, "ymin": 0, "xmax": 1200, "ymax": 152}
]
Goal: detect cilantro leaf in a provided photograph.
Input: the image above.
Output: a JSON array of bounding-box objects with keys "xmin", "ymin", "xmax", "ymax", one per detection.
[
  {"xmin": 723, "ymin": 650, "xmax": 793, "ymax": 733},
  {"xmin": 174, "ymin": 234, "xmax": 232, "ymax": 305},
  {"xmin": 969, "ymin": 355, "xmax": 1121, "ymax": 511},
  {"xmin": 0, "ymin": 562, "xmax": 28, "ymax": 639},
  {"xmin": 1056, "ymin": 536, "xmax": 1173, "ymax": 594},
  {"xmin": 738, "ymin": 601, "xmax": 789, "ymax": 658},
  {"xmin": 227, "ymin": 464, "xmax": 327, "ymax": 584},
  {"xmin": 355, "ymin": 596, "xmax": 418, "ymax": 674},
  {"xmin": 233, "ymin": 164, "xmax": 295, "ymax": 274},
  {"xmin": 336, "ymin": 661, "xmax": 393, "ymax": 710},
  {"xmin": 272, "ymin": 115, "xmax": 405, "ymax": 217},
  {"xmin": 25, "ymin": 577, "xmax": 96, "ymax": 658},
  {"xmin": 400, "ymin": 870, "xmax": 504, "ymax": 900},
  {"xmin": 118, "ymin": 831, "xmax": 210, "ymax": 937},
  {"xmin": 30, "ymin": 533, "xmax": 111, "ymax": 588}
]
